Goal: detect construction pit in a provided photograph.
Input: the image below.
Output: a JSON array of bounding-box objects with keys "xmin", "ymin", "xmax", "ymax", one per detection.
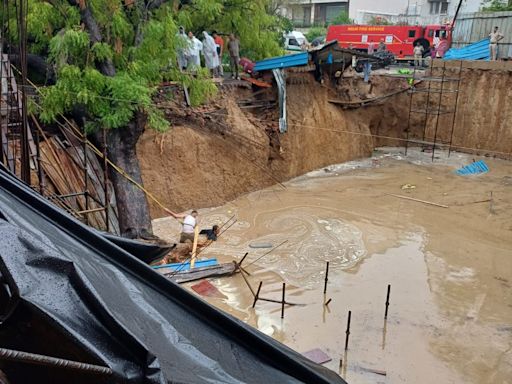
[{"xmin": 143, "ymin": 60, "xmax": 512, "ymax": 384}]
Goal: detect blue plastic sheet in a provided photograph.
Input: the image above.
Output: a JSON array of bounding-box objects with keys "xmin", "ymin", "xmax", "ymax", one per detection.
[
  {"xmin": 444, "ymin": 38, "xmax": 490, "ymax": 61},
  {"xmin": 455, "ymin": 160, "xmax": 489, "ymax": 175}
]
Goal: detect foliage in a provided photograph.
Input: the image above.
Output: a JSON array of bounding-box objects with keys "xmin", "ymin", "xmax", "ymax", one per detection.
[
  {"xmin": 481, "ymin": 0, "xmax": 512, "ymax": 11},
  {"xmin": 177, "ymin": 0, "xmax": 284, "ymax": 60},
  {"xmin": 306, "ymin": 27, "xmax": 326, "ymax": 42},
  {"xmin": 2, "ymin": 0, "xmax": 286, "ymax": 133},
  {"xmin": 367, "ymin": 16, "xmax": 394, "ymax": 25},
  {"xmin": 329, "ymin": 11, "xmax": 353, "ymax": 26}
]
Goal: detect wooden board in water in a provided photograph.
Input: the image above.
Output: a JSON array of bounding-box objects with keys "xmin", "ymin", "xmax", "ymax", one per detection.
[{"xmin": 165, "ymin": 262, "xmax": 237, "ymax": 284}]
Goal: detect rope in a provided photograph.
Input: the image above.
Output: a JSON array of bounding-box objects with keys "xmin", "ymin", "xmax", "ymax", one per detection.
[{"xmin": 15, "ymin": 65, "xmax": 512, "ymax": 158}]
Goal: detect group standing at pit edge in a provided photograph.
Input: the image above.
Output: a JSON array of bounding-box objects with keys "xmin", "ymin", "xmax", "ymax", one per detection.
[{"xmin": 176, "ymin": 27, "xmax": 241, "ymax": 80}]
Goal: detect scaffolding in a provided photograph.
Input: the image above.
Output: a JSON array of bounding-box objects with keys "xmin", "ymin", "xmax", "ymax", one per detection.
[{"xmin": 405, "ymin": 60, "xmax": 463, "ymax": 161}]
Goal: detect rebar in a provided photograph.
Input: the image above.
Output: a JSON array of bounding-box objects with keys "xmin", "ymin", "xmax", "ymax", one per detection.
[
  {"xmin": 323, "ymin": 261, "xmax": 329, "ymax": 294},
  {"xmin": 281, "ymin": 282, "xmax": 286, "ymax": 319},
  {"xmin": 344, "ymin": 310, "xmax": 351, "ymax": 350},
  {"xmin": 0, "ymin": 347, "xmax": 112, "ymax": 376},
  {"xmin": 385, "ymin": 284, "xmax": 391, "ymax": 319},
  {"xmin": 252, "ymin": 281, "xmax": 262, "ymax": 308}
]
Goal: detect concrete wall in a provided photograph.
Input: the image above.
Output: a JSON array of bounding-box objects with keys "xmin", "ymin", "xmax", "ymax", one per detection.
[{"xmin": 350, "ymin": 0, "xmax": 408, "ymax": 22}]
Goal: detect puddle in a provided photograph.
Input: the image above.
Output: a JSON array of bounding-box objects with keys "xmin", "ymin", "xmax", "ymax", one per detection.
[{"xmin": 153, "ymin": 148, "xmax": 512, "ymax": 384}]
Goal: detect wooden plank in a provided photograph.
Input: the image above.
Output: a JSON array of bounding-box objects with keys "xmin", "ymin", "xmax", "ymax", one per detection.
[
  {"xmin": 190, "ymin": 225, "xmax": 199, "ymax": 269},
  {"xmin": 387, "ymin": 194, "xmax": 449, "ymax": 208},
  {"xmin": 152, "ymin": 258, "xmax": 218, "ymax": 271},
  {"xmin": 165, "ymin": 263, "xmax": 237, "ymax": 284}
]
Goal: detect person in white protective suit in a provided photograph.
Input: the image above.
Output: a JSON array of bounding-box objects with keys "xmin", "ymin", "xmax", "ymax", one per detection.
[{"xmin": 202, "ymin": 31, "xmax": 220, "ymax": 77}]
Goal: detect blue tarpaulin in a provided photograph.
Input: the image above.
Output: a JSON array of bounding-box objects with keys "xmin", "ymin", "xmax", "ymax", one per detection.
[
  {"xmin": 444, "ymin": 38, "xmax": 490, "ymax": 61},
  {"xmin": 455, "ymin": 160, "xmax": 489, "ymax": 175},
  {"xmin": 254, "ymin": 52, "xmax": 309, "ymax": 72}
]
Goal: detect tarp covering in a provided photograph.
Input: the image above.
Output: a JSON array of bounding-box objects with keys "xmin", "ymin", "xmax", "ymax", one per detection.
[
  {"xmin": 0, "ymin": 166, "xmax": 345, "ymax": 384},
  {"xmin": 254, "ymin": 52, "xmax": 309, "ymax": 72},
  {"xmin": 444, "ymin": 38, "xmax": 490, "ymax": 60}
]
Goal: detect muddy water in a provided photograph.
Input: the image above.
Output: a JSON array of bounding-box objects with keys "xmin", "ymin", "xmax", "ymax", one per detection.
[{"xmin": 153, "ymin": 148, "xmax": 512, "ymax": 384}]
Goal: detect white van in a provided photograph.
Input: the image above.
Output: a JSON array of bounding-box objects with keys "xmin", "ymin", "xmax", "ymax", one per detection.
[{"xmin": 284, "ymin": 31, "xmax": 308, "ymax": 52}]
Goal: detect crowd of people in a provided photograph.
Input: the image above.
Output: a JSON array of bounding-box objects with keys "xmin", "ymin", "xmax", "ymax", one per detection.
[{"xmin": 176, "ymin": 27, "xmax": 241, "ymax": 79}]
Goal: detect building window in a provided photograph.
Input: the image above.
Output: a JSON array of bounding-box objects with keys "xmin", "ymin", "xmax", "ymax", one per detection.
[
  {"xmin": 408, "ymin": 30, "xmax": 416, "ymax": 38},
  {"xmin": 429, "ymin": 1, "xmax": 440, "ymax": 15},
  {"xmin": 440, "ymin": 2, "xmax": 449, "ymax": 14}
]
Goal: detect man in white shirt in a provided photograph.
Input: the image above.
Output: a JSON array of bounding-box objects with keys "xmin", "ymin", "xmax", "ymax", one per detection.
[
  {"xmin": 185, "ymin": 32, "xmax": 203, "ymax": 68},
  {"xmin": 165, "ymin": 209, "xmax": 198, "ymax": 243},
  {"xmin": 489, "ymin": 26, "xmax": 504, "ymax": 61}
]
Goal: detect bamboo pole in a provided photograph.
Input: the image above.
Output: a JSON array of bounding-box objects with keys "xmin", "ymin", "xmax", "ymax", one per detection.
[
  {"xmin": 190, "ymin": 225, "xmax": 199, "ymax": 269},
  {"xmin": 387, "ymin": 193, "xmax": 449, "ymax": 208}
]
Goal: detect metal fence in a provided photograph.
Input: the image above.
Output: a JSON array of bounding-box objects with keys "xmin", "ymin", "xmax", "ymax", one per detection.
[{"xmin": 452, "ymin": 11, "xmax": 512, "ymax": 58}]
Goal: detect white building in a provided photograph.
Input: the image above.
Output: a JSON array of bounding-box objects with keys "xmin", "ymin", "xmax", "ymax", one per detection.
[
  {"xmin": 278, "ymin": 0, "xmax": 483, "ymax": 29},
  {"xmin": 277, "ymin": 0, "xmax": 350, "ymax": 28},
  {"xmin": 350, "ymin": 0, "xmax": 408, "ymax": 22},
  {"xmin": 354, "ymin": 0, "xmax": 482, "ymax": 25}
]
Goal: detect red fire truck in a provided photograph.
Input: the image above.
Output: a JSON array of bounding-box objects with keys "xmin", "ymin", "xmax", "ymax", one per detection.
[{"xmin": 326, "ymin": 24, "xmax": 452, "ymax": 58}]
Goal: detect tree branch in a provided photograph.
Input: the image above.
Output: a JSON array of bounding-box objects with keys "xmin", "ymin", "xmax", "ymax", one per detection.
[
  {"xmin": 67, "ymin": 0, "xmax": 116, "ymax": 76},
  {"xmin": 8, "ymin": 53, "xmax": 55, "ymax": 83}
]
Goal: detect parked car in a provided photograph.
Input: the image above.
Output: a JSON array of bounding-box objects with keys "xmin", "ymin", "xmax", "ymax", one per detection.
[{"xmin": 284, "ymin": 31, "xmax": 307, "ymax": 52}]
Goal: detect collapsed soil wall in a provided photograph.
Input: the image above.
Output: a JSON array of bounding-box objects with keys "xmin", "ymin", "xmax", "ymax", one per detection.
[
  {"xmin": 138, "ymin": 61, "xmax": 512, "ymax": 218},
  {"xmin": 371, "ymin": 60, "xmax": 512, "ymax": 158},
  {"xmin": 138, "ymin": 76, "xmax": 375, "ymax": 218}
]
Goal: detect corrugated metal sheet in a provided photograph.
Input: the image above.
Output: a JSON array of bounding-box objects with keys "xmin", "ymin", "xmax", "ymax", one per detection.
[
  {"xmin": 272, "ymin": 69, "xmax": 287, "ymax": 133},
  {"xmin": 452, "ymin": 11, "xmax": 512, "ymax": 58},
  {"xmin": 254, "ymin": 52, "xmax": 309, "ymax": 72},
  {"xmin": 444, "ymin": 38, "xmax": 490, "ymax": 60}
]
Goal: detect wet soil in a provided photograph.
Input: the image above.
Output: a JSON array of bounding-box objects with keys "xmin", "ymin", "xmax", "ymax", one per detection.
[{"xmin": 153, "ymin": 148, "xmax": 512, "ymax": 384}]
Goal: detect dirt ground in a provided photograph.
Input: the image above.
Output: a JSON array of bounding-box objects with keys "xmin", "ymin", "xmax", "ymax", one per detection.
[
  {"xmin": 153, "ymin": 147, "xmax": 512, "ymax": 384},
  {"xmin": 138, "ymin": 74, "xmax": 406, "ymax": 217}
]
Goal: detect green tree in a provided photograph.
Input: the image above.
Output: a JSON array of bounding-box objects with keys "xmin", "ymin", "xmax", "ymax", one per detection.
[
  {"xmin": 367, "ymin": 16, "xmax": 393, "ymax": 25},
  {"xmin": 481, "ymin": 0, "xmax": 512, "ymax": 11},
  {"xmin": 177, "ymin": 0, "xmax": 284, "ymax": 60},
  {"xmin": 3, "ymin": 0, "xmax": 285, "ymax": 238},
  {"xmin": 306, "ymin": 27, "xmax": 326, "ymax": 42}
]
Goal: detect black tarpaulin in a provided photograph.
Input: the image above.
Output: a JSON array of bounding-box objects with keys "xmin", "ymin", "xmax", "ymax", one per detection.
[{"xmin": 0, "ymin": 167, "xmax": 346, "ymax": 384}]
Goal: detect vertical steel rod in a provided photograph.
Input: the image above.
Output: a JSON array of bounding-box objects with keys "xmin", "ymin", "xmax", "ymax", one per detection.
[
  {"xmin": 404, "ymin": 62, "xmax": 416, "ymax": 155},
  {"xmin": 83, "ymin": 130, "xmax": 89, "ymax": 225},
  {"xmin": 448, "ymin": 60, "xmax": 463, "ymax": 157},
  {"xmin": 18, "ymin": 0, "xmax": 30, "ymax": 183},
  {"xmin": 431, "ymin": 62, "xmax": 447, "ymax": 162},
  {"xmin": 323, "ymin": 261, "xmax": 329, "ymax": 294},
  {"xmin": 344, "ymin": 310, "xmax": 352, "ymax": 350},
  {"xmin": 421, "ymin": 59, "xmax": 434, "ymax": 142},
  {"xmin": 35, "ymin": 128, "xmax": 44, "ymax": 195},
  {"xmin": 102, "ymin": 128, "xmax": 109, "ymax": 232},
  {"xmin": 385, "ymin": 284, "xmax": 391, "ymax": 319},
  {"xmin": 252, "ymin": 281, "xmax": 262, "ymax": 308},
  {"xmin": 281, "ymin": 282, "xmax": 286, "ymax": 319}
]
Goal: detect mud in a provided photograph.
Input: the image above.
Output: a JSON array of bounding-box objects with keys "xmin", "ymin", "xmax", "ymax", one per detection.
[
  {"xmin": 153, "ymin": 148, "xmax": 512, "ymax": 384},
  {"xmin": 138, "ymin": 74, "xmax": 401, "ymax": 217}
]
